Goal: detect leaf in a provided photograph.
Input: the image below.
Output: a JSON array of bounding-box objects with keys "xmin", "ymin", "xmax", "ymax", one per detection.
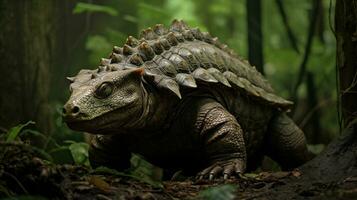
[
  {"xmin": 92, "ymin": 166, "xmax": 163, "ymax": 188},
  {"xmin": 199, "ymin": 184, "xmax": 236, "ymax": 200},
  {"xmin": 291, "ymin": 170, "xmax": 302, "ymax": 177},
  {"xmin": 243, "ymin": 173, "xmax": 259, "ymax": 179},
  {"xmin": 6, "ymin": 121, "xmax": 35, "ymax": 142},
  {"xmin": 88, "ymin": 175, "xmax": 111, "ymax": 192},
  {"xmin": 92, "ymin": 166, "xmax": 136, "ymax": 179},
  {"xmin": 307, "ymin": 144, "xmax": 325, "ymax": 155},
  {"xmin": 73, "ymin": 2, "xmax": 118, "ymax": 16},
  {"xmin": 63, "ymin": 140, "xmax": 76, "ymax": 144},
  {"xmin": 49, "ymin": 146, "xmax": 73, "ymax": 164},
  {"xmin": 21, "ymin": 129, "xmax": 60, "ymax": 148},
  {"xmin": 130, "ymin": 154, "xmax": 163, "ymax": 187},
  {"xmin": 138, "ymin": 3, "xmax": 168, "ymax": 15},
  {"xmin": 123, "ymin": 15, "xmax": 138, "ymax": 23},
  {"xmin": 0, "ymin": 181, "xmax": 11, "ymax": 197},
  {"xmin": 31, "ymin": 146, "xmax": 53, "ymax": 162},
  {"xmin": 69, "ymin": 142, "xmax": 89, "ymax": 166}
]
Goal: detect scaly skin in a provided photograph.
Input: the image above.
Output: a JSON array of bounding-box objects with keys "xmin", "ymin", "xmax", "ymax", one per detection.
[{"xmin": 63, "ymin": 20, "xmax": 310, "ymax": 179}]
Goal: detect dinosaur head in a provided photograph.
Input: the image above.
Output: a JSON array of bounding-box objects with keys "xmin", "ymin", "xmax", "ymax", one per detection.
[{"xmin": 63, "ymin": 67, "xmax": 146, "ymax": 134}]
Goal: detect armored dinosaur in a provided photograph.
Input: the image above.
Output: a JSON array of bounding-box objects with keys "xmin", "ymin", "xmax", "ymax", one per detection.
[{"xmin": 63, "ymin": 20, "xmax": 310, "ymax": 179}]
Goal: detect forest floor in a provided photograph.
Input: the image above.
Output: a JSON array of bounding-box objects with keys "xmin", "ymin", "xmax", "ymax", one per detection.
[{"xmin": 1, "ymin": 141, "xmax": 357, "ymax": 200}]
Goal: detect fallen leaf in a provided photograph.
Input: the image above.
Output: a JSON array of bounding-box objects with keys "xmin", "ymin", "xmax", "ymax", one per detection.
[
  {"xmin": 88, "ymin": 175, "xmax": 112, "ymax": 192},
  {"xmin": 291, "ymin": 170, "xmax": 302, "ymax": 177}
]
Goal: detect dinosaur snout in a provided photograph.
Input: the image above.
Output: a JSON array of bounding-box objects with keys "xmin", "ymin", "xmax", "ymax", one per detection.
[{"xmin": 62, "ymin": 102, "xmax": 81, "ymax": 122}]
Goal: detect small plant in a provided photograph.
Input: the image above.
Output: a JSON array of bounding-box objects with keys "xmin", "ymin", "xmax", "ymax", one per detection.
[
  {"xmin": 198, "ymin": 184, "xmax": 236, "ymax": 200},
  {"xmin": 2, "ymin": 121, "xmax": 90, "ymax": 167},
  {"xmin": 5, "ymin": 121, "xmax": 35, "ymax": 142},
  {"xmin": 67, "ymin": 141, "xmax": 90, "ymax": 166}
]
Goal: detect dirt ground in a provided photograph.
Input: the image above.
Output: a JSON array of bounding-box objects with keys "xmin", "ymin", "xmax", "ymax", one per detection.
[
  {"xmin": 0, "ymin": 143, "xmax": 357, "ymax": 200},
  {"xmin": 1, "ymin": 141, "xmax": 357, "ymax": 200}
]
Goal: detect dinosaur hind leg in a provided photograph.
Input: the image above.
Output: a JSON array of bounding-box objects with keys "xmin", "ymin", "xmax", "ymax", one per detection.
[{"xmin": 266, "ymin": 113, "xmax": 312, "ymax": 170}]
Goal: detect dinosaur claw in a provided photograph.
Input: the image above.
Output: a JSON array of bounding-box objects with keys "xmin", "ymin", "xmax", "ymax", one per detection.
[
  {"xmin": 224, "ymin": 173, "xmax": 229, "ymax": 180},
  {"xmin": 196, "ymin": 158, "xmax": 246, "ymax": 180},
  {"xmin": 209, "ymin": 174, "xmax": 214, "ymax": 180}
]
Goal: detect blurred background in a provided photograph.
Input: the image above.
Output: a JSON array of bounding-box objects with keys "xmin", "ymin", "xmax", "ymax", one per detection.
[{"xmin": 0, "ymin": 0, "xmax": 336, "ymax": 167}]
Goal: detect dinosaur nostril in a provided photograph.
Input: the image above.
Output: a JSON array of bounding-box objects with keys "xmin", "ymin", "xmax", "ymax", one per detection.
[
  {"xmin": 62, "ymin": 107, "xmax": 67, "ymax": 114},
  {"xmin": 72, "ymin": 106, "xmax": 80, "ymax": 114}
]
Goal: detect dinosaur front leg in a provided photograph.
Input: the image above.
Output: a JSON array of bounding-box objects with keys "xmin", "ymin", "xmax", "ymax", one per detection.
[
  {"xmin": 195, "ymin": 101, "xmax": 247, "ymax": 180},
  {"xmin": 89, "ymin": 134, "xmax": 131, "ymax": 170}
]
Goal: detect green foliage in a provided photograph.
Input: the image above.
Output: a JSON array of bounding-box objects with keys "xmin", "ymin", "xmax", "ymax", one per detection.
[
  {"xmin": 73, "ymin": 2, "xmax": 118, "ymax": 16},
  {"xmin": 46, "ymin": 140, "xmax": 90, "ymax": 166},
  {"xmin": 2, "ymin": 120, "xmax": 89, "ymax": 166},
  {"xmin": 85, "ymin": 35, "xmax": 112, "ymax": 65},
  {"xmin": 130, "ymin": 154, "xmax": 163, "ymax": 188},
  {"xmin": 5, "ymin": 121, "xmax": 35, "ymax": 142},
  {"xmin": 68, "ymin": 141, "xmax": 90, "ymax": 166},
  {"xmin": 30, "ymin": 146, "xmax": 53, "ymax": 162},
  {"xmin": 0, "ymin": 181, "xmax": 11, "ymax": 198},
  {"xmin": 198, "ymin": 184, "xmax": 236, "ymax": 200},
  {"xmin": 93, "ymin": 166, "xmax": 163, "ymax": 188},
  {"xmin": 88, "ymin": 155, "xmax": 164, "ymax": 188},
  {"xmin": 48, "ymin": 145, "xmax": 72, "ymax": 164},
  {"xmin": 308, "ymin": 144, "xmax": 325, "ymax": 155}
]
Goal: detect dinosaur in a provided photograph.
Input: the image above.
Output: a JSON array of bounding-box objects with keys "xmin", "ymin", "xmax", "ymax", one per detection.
[{"xmin": 63, "ymin": 20, "xmax": 310, "ymax": 180}]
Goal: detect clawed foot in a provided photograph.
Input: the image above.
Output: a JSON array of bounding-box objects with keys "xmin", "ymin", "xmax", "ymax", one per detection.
[{"xmin": 197, "ymin": 158, "xmax": 246, "ymax": 180}]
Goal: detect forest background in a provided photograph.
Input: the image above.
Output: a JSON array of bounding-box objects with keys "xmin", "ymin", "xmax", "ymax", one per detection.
[{"xmin": 0, "ymin": 0, "xmax": 337, "ymax": 177}]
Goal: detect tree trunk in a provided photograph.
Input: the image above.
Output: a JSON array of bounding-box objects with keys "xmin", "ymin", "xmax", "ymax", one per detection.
[
  {"xmin": 336, "ymin": 0, "xmax": 357, "ymax": 128},
  {"xmin": 0, "ymin": 1, "xmax": 63, "ymax": 133},
  {"xmin": 246, "ymin": 0, "xmax": 264, "ymax": 74}
]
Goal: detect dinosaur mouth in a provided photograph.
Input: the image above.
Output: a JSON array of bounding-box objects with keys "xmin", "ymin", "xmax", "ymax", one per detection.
[
  {"xmin": 65, "ymin": 118, "xmax": 119, "ymax": 134},
  {"xmin": 65, "ymin": 101, "xmax": 139, "ymax": 134},
  {"xmin": 65, "ymin": 111, "xmax": 128, "ymax": 134}
]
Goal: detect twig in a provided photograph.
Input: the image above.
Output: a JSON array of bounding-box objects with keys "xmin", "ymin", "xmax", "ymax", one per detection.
[
  {"xmin": 328, "ymin": 0, "xmax": 336, "ymax": 36},
  {"xmin": 3, "ymin": 172, "xmax": 29, "ymax": 194},
  {"xmin": 341, "ymin": 71, "xmax": 357, "ymax": 94},
  {"xmin": 0, "ymin": 141, "xmax": 29, "ymax": 147},
  {"xmin": 330, "ymin": 0, "xmax": 341, "ymax": 132}
]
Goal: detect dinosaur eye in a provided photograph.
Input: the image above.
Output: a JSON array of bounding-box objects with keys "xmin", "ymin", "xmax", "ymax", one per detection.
[{"xmin": 95, "ymin": 82, "xmax": 113, "ymax": 99}]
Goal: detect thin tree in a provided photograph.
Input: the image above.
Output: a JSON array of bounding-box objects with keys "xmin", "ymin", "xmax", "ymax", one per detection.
[
  {"xmin": 246, "ymin": 0, "xmax": 264, "ymax": 74},
  {"xmin": 275, "ymin": 0, "xmax": 300, "ymax": 54},
  {"xmin": 291, "ymin": 0, "xmax": 319, "ymax": 102}
]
